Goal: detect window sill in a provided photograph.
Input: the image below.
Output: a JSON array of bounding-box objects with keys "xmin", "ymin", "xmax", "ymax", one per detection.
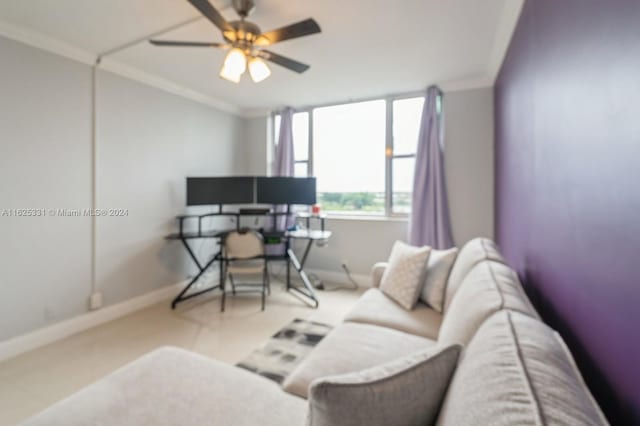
[{"xmin": 323, "ymin": 214, "xmax": 409, "ymax": 223}]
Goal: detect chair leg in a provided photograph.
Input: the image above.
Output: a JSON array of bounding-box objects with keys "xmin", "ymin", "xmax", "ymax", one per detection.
[
  {"xmin": 229, "ymin": 274, "xmax": 236, "ymax": 295},
  {"xmin": 221, "ymin": 266, "xmax": 228, "ymax": 312},
  {"xmin": 265, "ymin": 264, "xmax": 271, "ymax": 295},
  {"xmin": 261, "ymin": 266, "xmax": 267, "ymax": 311}
]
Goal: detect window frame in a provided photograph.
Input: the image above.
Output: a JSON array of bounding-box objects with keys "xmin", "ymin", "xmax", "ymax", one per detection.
[{"xmin": 271, "ymin": 91, "xmax": 430, "ymax": 218}]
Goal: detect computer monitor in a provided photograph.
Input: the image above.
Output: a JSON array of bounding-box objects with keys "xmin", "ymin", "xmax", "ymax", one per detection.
[
  {"xmin": 256, "ymin": 177, "xmax": 317, "ymax": 205},
  {"xmin": 186, "ymin": 177, "xmax": 254, "ymax": 205}
]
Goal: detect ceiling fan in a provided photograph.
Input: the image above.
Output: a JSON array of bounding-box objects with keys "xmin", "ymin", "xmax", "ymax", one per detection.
[{"xmin": 150, "ymin": 0, "xmax": 321, "ymax": 83}]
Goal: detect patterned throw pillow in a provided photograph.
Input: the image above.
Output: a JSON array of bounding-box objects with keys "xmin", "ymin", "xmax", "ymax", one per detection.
[
  {"xmin": 307, "ymin": 345, "xmax": 461, "ymax": 426},
  {"xmin": 420, "ymin": 248, "xmax": 459, "ymax": 313},
  {"xmin": 379, "ymin": 241, "xmax": 431, "ymax": 310}
]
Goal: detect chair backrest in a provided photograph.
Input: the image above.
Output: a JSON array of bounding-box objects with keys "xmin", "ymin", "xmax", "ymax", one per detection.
[{"xmin": 224, "ymin": 230, "xmax": 264, "ymax": 259}]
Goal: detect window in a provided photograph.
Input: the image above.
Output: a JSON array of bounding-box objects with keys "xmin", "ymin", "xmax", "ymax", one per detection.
[
  {"xmin": 391, "ymin": 97, "xmax": 425, "ymax": 214},
  {"xmin": 273, "ymin": 94, "xmax": 432, "ymax": 216},
  {"xmin": 314, "ymin": 100, "xmax": 386, "ymax": 215}
]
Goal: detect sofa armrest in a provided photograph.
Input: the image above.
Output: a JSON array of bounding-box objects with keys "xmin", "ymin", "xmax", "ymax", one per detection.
[
  {"xmin": 24, "ymin": 347, "xmax": 306, "ymax": 426},
  {"xmin": 371, "ymin": 262, "xmax": 388, "ymax": 288}
]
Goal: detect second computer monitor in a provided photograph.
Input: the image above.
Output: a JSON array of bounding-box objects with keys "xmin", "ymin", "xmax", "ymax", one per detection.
[{"xmin": 256, "ymin": 177, "xmax": 316, "ymax": 205}]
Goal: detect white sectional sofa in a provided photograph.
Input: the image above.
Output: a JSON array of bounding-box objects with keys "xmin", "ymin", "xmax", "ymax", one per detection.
[{"xmin": 25, "ymin": 238, "xmax": 608, "ymax": 426}]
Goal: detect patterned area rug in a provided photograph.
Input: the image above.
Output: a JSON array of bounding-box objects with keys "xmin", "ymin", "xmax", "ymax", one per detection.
[{"xmin": 236, "ymin": 318, "xmax": 333, "ymax": 384}]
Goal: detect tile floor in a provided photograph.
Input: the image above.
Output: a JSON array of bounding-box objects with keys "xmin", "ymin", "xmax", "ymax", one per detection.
[{"xmin": 0, "ymin": 282, "xmax": 363, "ymax": 425}]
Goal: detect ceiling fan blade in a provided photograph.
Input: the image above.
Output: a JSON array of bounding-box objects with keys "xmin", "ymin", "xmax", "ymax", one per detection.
[
  {"xmin": 187, "ymin": 0, "xmax": 234, "ymax": 33},
  {"xmin": 149, "ymin": 40, "xmax": 226, "ymax": 48},
  {"xmin": 255, "ymin": 18, "xmax": 321, "ymax": 46},
  {"xmin": 257, "ymin": 50, "xmax": 310, "ymax": 73}
]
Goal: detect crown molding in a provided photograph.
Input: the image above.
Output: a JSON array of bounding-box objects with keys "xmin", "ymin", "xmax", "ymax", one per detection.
[
  {"xmin": 0, "ymin": 19, "xmax": 243, "ymax": 116},
  {"xmin": 236, "ymin": 75, "xmax": 497, "ymax": 118},
  {"xmin": 98, "ymin": 57, "xmax": 242, "ymax": 115},
  {"xmin": 0, "ymin": 19, "xmax": 95, "ymax": 65},
  {"xmin": 241, "ymin": 108, "xmax": 271, "ymax": 118},
  {"xmin": 0, "ymin": 3, "xmax": 519, "ymax": 119},
  {"xmin": 440, "ymin": 76, "xmax": 494, "ymax": 93}
]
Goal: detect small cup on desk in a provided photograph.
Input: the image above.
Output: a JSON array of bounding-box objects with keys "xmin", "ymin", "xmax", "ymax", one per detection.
[{"xmin": 312, "ymin": 204, "xmax": 321, "ymax": 215}]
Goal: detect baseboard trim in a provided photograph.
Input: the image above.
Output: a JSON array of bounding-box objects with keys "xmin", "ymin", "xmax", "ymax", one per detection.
[
  {"xmin": 0, "ymin": 281, "xmax": 186, "ymax": 363},
  {"xmin": 0, "ymin": 269, "xmax": 367, "ymax": 362}
]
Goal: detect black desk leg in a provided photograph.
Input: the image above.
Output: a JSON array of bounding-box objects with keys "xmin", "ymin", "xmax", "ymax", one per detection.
[
  {"xmin": 171, "ymin": 252, "xmax": 222, "ymax": 309},
  {"xmin": 286, "ymin": 240, "xmax": 291, "ymax": 291},
  {"xmin": 286, "ymin": 240, "xmax": 319, "ymax": 308},
  {"xmin": 180, "ymin": 238, "xmax": 204, "ymax": 271}
]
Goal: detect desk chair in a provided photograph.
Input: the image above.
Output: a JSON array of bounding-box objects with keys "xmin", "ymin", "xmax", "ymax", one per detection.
[{"xmin": 221, "ymin": 229, "xmax": 270, "ymax": 311}]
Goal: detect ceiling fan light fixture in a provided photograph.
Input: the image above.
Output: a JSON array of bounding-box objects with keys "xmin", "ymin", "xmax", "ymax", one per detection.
[
  {"xmin": 249, "ymin": 57, "xmax": 271, "ymax": 83},
  {"xmin": 219, "ymin": 48, "xmax": 247, "ymax": 83},
  {"xmin": 219, "ymin": 66, "xmax": 242, "ymax": 83},
  {"xmin": 154, "ymin": 1, "xmax": 321, "ymax": 81}
]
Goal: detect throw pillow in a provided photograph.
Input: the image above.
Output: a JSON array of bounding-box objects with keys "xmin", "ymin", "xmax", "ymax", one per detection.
[
  {"xmin": 307, "ymin": 344, "xmax": 461, "ymax": 426},
  {"xmin": 420, "ymin": 248, "xmax": 459, "ymax": 313},
  {"xmin": 379, "ymin": 241, "xmax": 431, "ymax": 310}
]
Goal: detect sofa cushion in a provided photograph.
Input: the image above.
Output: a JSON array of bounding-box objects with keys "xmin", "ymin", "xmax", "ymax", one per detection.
[
  {"xmin": 344, "ymin": 288, "xmax": 442, "ymax": 339},
  {"xmin": 420, "ymin": 247, "xmax": 459, "ymax": 313},
  {"xmin": 308, "ymin": 344, "xmax": 461, "ymax": 426},
  {"xmin": 438, "ymin": 261, "xmax": 539, "ymax": 347},
  {"xmin": 379, "ymin": 241, "xmax": 431, "ymax": 310},
  {"xmin": 437, "ymin": 311, "xmax": 608, "ymax": 426},
  {"xmin": 24, "ymin": 346, "xmax": 307, "ymax": 426},
  {"xmin": 444, "ymin": 238, "xmax": 505, "ymax": 312},
  {"xmin": 282, "ymin": 322, "xmax": 435, "ymax": 398}
]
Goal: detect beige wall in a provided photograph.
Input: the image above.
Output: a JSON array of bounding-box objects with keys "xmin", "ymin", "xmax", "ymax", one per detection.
[
  {"xmin": 0, "ymin": 36, "xmax": 246, "ymax": 340},
  {"xmin": 445, "ymin": 88, "xmax": 494, "ymax": 246},
  {"xmin": 242, "ymin": 116, "xmax": 270, "ymax": 176},
  {"xmin": 0, "ymin": 36, "xmax": 93, "ymax": 340},
  {"xmin": 95, "ymin": 71, "xmax": 245, "ymax": 306}
]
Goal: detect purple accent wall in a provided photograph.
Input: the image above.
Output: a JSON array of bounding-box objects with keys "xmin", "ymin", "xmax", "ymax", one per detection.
[{"xmin": 495, "ymin": 0, "xmax": 640, "ymax": 423}]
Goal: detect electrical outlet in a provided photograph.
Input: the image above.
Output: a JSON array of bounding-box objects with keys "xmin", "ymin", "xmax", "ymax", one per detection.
[
  {"xmin": 89, "ymin": 292, "xmax": 103, "ymax": 310},
  {"xmin": 341, "ymin": 259, "xmax": 349, "ymax": 269}
]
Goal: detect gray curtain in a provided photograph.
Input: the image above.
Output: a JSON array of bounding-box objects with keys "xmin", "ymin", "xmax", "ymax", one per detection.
[
  {"xmin": 272, "ymin": 107, "xmax": 295, "ymax": 230},
  {"xmin": 408, "ymin": 86, "xmax": 454, "ymax": 249}
]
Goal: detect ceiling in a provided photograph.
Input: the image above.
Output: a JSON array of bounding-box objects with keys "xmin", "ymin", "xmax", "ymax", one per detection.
[{"xmin": 0, "ymin": 0, "xmax": 523, "ymax": 116}]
